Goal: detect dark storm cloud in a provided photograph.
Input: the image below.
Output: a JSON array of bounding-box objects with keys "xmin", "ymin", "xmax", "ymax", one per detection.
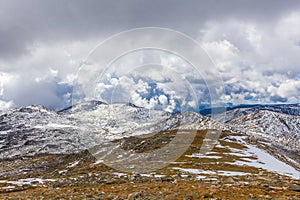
[{"xmin": 0, "ymin": 0, "xmax": 300, "ymax": 60}]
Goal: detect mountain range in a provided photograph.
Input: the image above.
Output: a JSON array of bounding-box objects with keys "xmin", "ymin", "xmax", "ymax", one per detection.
[
  {"xmin": 0, "ymin": 101, "xmax": 299, "ymax": 172},
  {"xmin": 0, "ymin": 101, "xmax": 224, "ymax": 159},
  {"xmin": 0, "ymin": 101, "xmax": 299, "ymax": 161},
  {"xmin": 0, "ymin": 101, "xmax": 300, "ymax": 198}
]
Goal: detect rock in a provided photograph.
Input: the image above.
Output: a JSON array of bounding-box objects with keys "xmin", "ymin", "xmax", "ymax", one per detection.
[
  {"xmin": 107, "ymin": 194, "xmax": 118, "ymax": 200},
  {"xmin": 183, "ymin": 194, "xmax": 193, "ymax": 200},
  {"xmin": 175, "ymin": 173, "xmax": 182, "ymax": 180},
  {"xmin": 288, "ymin": 184, "xmax": 300, "ymax": 192},
  {"xmin": 85, "ymin": 194, "xmax": 94, "ymax": 198},
  {"xmin": 269, "ymin": 186, "xmax": 283, "ymax": 190},
  {"xmin": 106, "ymin": 178, "xmax": 120, "ymax": 184},
  {"xmin": 258, "ymin": 171, "xmax": 264, "ymax": 175},
  {"xmin": 129, "ymin": 173, "xmax": 141, "ymax": 182},
  {"xmin": 161, "ymin": 176, "xmax": 174, "ymax": 182},
  {"xmin": 127, "ymin": 192, "xmax": 142, "ymax": 200},
  {"xmin": 224, "ymin": 177, "xmax": 235, "ymax": 183}
]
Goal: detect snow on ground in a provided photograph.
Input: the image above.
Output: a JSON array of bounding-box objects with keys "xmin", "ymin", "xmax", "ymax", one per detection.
[
  {"xmin": 172, "ymin": 167, "xmax": 215, "ymax": 175},
  {"xmin": 34, "ymin": 123, "xmax": 77, "ymax": 129},
  {"xmin": 232, "ymin": 144, "xmax": 300, "ymax": 179},
  {"xmin": 186, "ymin": 154, "xmax": 222, "ymax": 159},
  {"xmin": 93, "ymin": 159, "xmax": 104, "ymax": 165},
  {"xmin": 217, "ymin": 171, "xmax": 250, "ymax": 176},
  {"xmin": 218, "ymin": 135, "xmax": 300, "ymax": 179},
  {"xmin": 67, "ymin": 161, "xmax": 80, "ymax": 168},
  {"xmin": 173, "ymin": 167, "xmax": 250, "ymax": 176},
  {"xmin": 0, "ymin": 178, "xmax": 55, "ymax": 186},
  {"xmin": 112, "ymin": 172, "xmax": 127, "ymax": 177},
  {"xmin": 195, "ymin": 175, "xmax": 206, "ymax": 180},
  {"xmin": 174, "ymin": 134, "xmax": 300, "ymax": 179}
]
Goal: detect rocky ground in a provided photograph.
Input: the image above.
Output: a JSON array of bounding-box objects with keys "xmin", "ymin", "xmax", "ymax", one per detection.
[{"xmin": 0, "ymin": 130, "xmax": 299, "ymax": 199}]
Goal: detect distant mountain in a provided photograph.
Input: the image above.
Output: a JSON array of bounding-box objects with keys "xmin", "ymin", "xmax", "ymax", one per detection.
[
  {"xmin": 1, "ymin": 102, "xmax": 299, "ymax": 198},
  {"xmin": 224, "ymin": 110, "xmax": 299, "ymax": 148},
  {"xmin": 0, "ymin": 101, "xmax": 299, "ymax": 168},
  {"xmin": 0, "ymin": 101, "xmax": 224, "ymax": 159},
  {"xmin": 212, "ymin": 105, "xmax": 300, "ymax": 165},
  {"xmin": 200, "ymin": 103, "xmax": 300, "ymax": 116}
]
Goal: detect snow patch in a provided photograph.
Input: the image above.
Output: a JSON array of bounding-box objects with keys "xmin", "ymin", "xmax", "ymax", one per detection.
[
  {"xmin": 186, "ymin": 154, "xmax": 222, "ymax": 159},
  {"xmin": 0, "ymin": 178, "xmax": 55, "ymax": 186},
  {"xmin": 233, "ymin": 144, "xmax": 300, "ymax": 179},
  {"xmin": 67, "ymin": 161, "xmax": 79, "ymax": 168}
]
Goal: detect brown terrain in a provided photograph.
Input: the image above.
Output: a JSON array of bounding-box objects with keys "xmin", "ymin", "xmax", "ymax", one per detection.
[{"xmin": 0, "ymin": 130, "xmax": 299, "ymax": 199}]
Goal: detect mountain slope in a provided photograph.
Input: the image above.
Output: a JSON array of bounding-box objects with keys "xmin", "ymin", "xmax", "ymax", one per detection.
[
  {"xmin": 227, "ymin": 110, "xmax": 299, "ymax": 146},
  {"xmin": 1, "ymin": 101, "xmax": 299, "ymax": 163},
  {"xmin": 0, "ymin": 101, "xmax": 224, "ymax": 159},
  {"xmin": 0, "ymin": 102, "xmax": 300, "ymax": 198},
  {"xmin": 215, "ymin": 104, "xmax": 300, "ymax": 122},
  {"xmin": 214, "ymin": 107, "xmax": 300, "ymax": 169}
]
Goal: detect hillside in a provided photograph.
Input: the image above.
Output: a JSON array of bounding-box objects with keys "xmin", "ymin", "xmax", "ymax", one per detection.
[{"xmin": 0, "ymin": 102, "xmax": 299, "ymax": 199}]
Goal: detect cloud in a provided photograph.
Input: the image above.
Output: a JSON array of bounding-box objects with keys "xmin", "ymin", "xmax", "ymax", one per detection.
[
  {"xmin": 0, "ymin": 100, "xmax": 13, "ymax": 111},
  {"xmin": 0, "ymin": 40, "xmax": 95, "ymax": 110},
  {"xmin": 158, "ymin": 95, "xmax": 168, "ymax": 105},
  {"xmin": 82, "ymin": 56, "xmax": 201, "ymax": 113},
  {"xmin": 1, "ymin": 71, "xmax": 72, "ymax": 110},
  {"xmin": 268, "ymin": 80, "xmax": 300, "ymax": 100},
  {"xmin": 0, "ymin": 1, "xmax": 300, "ymax": 110},
  {"xmin": 92, "ymin": 73, "xmax": 197, "ymax": 113},
  {"xmin": 198, "ymin": 12, "xmax": 300, "ymax": 104},
  {"xmin": 0, "ymin": 0, "xmax": 299, "ymax": 60}
]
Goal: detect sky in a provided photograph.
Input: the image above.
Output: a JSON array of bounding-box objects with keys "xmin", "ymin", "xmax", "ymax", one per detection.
[{"xmin": 0, "ymin": 0, "xmax": 300, "ymax": 112}]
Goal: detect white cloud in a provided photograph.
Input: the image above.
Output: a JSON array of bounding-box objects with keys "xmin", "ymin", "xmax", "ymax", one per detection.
[
  {"xmin": 1, "ymin": 8, "xmax": 300, "ymax": 110},
  {"xmin": 0, "ymin": 72, "xmax": 14, "ymax": 96},
  {"xmin": 198, "ymin": 12, "xmax": 300, "ymax": 103},
  {"xmin": 268, "ymin": 80, "xmax": 300, "ymax": 99},
  {"xmin": 0, "ymin": 100, "xmax": 14, "ymax": 111},
  {"xmin": 158, "ymin": 95, "xmax": 168, "ymax": 105},
  {"xmin": 0, "ymin": 39, "xmax": 99, "ymax": 109},
  {"xmin": 0, "ymin": 1, "xmax": 299, "ymax": 111}
]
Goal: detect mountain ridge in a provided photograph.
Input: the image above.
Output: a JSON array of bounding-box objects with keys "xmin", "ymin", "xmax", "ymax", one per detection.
[
  {"xmin": 201, "ymin": 103, "xmax": 300, "ymax": 116},
  {"xmin": 0, "ymin": 100, "xmax": 299, "ymax": 167},
  {"xmin": 0, "ymin": 101, "xmax": 300, "ymax": 199},
  {"xmin": 0, "ymin": 101, "xmax": 223, "ymax": 159}
]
